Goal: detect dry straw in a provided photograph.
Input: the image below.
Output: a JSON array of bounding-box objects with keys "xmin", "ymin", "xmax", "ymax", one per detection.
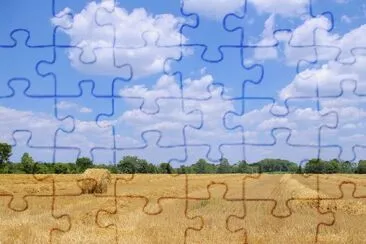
[{"xmin": 79, "ymin": 168, "xmax": 112, "ymax": 194}]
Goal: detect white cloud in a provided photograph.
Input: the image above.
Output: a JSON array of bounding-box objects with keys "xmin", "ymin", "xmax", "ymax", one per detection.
[
  {"xmin": 253, "ymin": 15, "xmax": 366, "ymax": 65},
  {"xmin": 56, "ymin": 101, "xmax": 77, "ymax": 110},
  {"xmin": 56, "ymin": 101, "xmax": 93, "ymax": 113},
  {"xmin": 279, "ymin": 57, "xmax": 366, "ymax": 100},
  {"xmin": 52, "ymin": 1, "xmax": 188, "ymax": 77},
  {"xmin": 117, "ymin": 74, "xmax": 242, "ymax": 161},
  {"xmin": 341, "ymin": 15, "xmax": 352, "ymax": 23},
  {"xmin": 80, "ymin": 107, "xmax": 92, "ymax": 113},
  {"xmin": 252, "ymin": 14, "xmax": 280, "ymax": 60},
  {"xmin": 0, "ymin": 106, "xmax": 71, "ymax": 144}
]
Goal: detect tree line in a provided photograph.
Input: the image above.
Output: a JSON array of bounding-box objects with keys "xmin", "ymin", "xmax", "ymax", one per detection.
[{"xmin": 0, "ymin": 142, "xmax": 365, "ymax": 174}]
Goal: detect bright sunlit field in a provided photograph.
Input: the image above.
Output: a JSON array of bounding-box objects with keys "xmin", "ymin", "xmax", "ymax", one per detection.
[{"xmin": 0, "ymin": 174, "xmax": 365, "ymax": 244}]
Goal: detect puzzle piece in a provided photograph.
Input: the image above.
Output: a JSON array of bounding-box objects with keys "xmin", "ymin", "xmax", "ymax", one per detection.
[
  {"xmin": 0, "ymin": 173, "xmax": 71, "ymax": 243},
  {"xmin": 186, "ymin": 183, "xmax": 245, "ymax": 243},
  {"xmin": 227, "ymin": 197, "xmax": 335, "ymax": 244},
  {"xmin": 52, "ymin": 0, "xmax": 184, "ymax": 79},
  {"xmin": 0, "ymin": 173, "xmax": 53, "ymax": 211},
  {"xmin": 0, "ymin": 80, "xmax": 74, "ymax": 162},
  {"xmin": 113, "ymin": 130, "xmax": 190, "ymax": 166},
  {"xmin": 95, "ymin": 96, "xmax": 202, "ymax": 164},
  {"xmin": 243, "ymin": 174, "xmax": 320, "ymax": 217},
  {"xmin": 0, "ymin": 31, "xmax": 54, "ymax": 96},
  {"xmin": 180, "ymin": 0, "xmax": 245, "ymax": 62},
  {"xmin": 52, "ymin": 192, "xmax": 116, "ymax": 243},
  {"xmin": 282, "ymin": 56, "xmax": 366, "ymax": 99},
  {"xmin": 241, "ymin": 128, "xmax": 321, "ymax": 165},
  {"xmin": 36, "ymin": 46, "xmax": 132, "ymax": 96},
  {"xmin": 111, "ymin": 173, "xmax": 186, "ymax": 214},
  {"xmin": 183, "ymin": 84, "xmax": 244, "ymax": 162},
  {"xmin": 2, "ymin": 0, "xmax": 366, "ymax": 243},
  {"xmin": 319, "ymin": 80, "xmax": 366, "ymax": 162},
  {"xmin": 224, "ymin": 96, "xmax": 339, "ymax": 160},
  {"xmin": 317, "ymin": 181, "xmax": 366, "ymax": 243},
  {"xmin": 317, "ymin": 174, "xmax": 366, "ymax": 201},
  {"xmin": 224, "ymin": 0, "xmax": 336, "ymax": 64},
  {"xmin": 96, "ymin": 196, "xmax": 202, "ymax": 243},
  {"xmin": 186, "ymin": 174, "xmax": 250, "ymax": 202},
  {"xmin": 0, "ymin": 0, "xmax": 55, "ymax": 46},
  {"xmin": 166, "ymin": 45, "xmax": 263, "ymax": 100},
  {"xmin": 0, "ymin": 195, "xmax": 70, "ymax": 243}
]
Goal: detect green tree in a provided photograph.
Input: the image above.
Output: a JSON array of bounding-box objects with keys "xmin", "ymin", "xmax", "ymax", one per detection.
[
  {"xmin": 147, "ymin": 163, "xmax": 158, "ymax": 173},
  {"xmin": 258, "ymin": 164, "xmax": 263, "ymax": 174},
  {"xmin": 75, "ymin": 157, "xmax": 93, "ymax": 172},
  {"xmin": 20, "ymin": 153, "xmax": 36, "ymax": 174},
  {"xmin": 118, "ymin": 159, "xmax": 136, "ymax": 173},
  {"xmin": 159, "ymin": 162, "xmax": 173, "ymax": 174},
  {"xmin": 135, "ymin": 158, "xmax": 150, "ymax": 173},
  {"xmin": 325, "ymin": 159, "xmax": 341, "ymax": 173},
  {"xmin": 357, "ymin": 160, "xmax": 366, "ymax": 174},
  {"xmin": 216, "ymin": 158, "xmax": 231, "ymax": 174},
  {"xmin": 54, "ymin": 163, "xmax": 69, "ymax": 174},
  {"xmin": 304, "ymin": 159, "xmax": 326, "ymax": 173},
  {"xmin": 296, "ymin": 164, "xmax": 303, "ymax": 174},
  {"xmin": 0, "ymin": 142, "xmax": 12, "ymax": 165},
  {"xmin": 117, "ymin": 156, "xmax": 151, "ymax": 173},
  {"xmin": 235, "ymin": 160, "xmax": 255, "ymax": 173},
  {"xmin": 340, "ymin": 161, "xmax": 356, "ymax": 173},
  {"xmin": 192, "ymin": 159, "xmax": 215, "ymax": 174}
]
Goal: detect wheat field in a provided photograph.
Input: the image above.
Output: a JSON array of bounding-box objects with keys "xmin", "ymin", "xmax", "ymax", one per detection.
[{"xmin": 0, "ymin": 174, "xmax": 365, "ymax": 244}]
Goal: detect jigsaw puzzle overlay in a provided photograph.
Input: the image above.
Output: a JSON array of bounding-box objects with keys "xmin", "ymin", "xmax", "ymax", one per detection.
[{"xmin": 1, "ymin": 0, "xmax": 366, "ymax": 243}]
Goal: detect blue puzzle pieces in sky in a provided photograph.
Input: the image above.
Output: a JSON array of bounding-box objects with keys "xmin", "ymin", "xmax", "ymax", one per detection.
[{"xmin": 1, "ymin": 0, "xmax": 366, "ymax": 167}]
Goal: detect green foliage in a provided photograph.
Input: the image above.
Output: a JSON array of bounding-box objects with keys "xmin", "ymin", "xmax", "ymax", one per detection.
[
  {"xmin": 76, "ymin": 157, "xmax": 93, "ymax": 172},
  {"xmin": 216, "ymin": 158, "xmax": 231, "ymax": 174},
  {"xmin": 1, "ymin": 148, "xmax": 366, "ymax": 175},
  {"xmin": 357, "ymin": 160, "xmax": 366, "ymax": 174},
  {"xmin": 0, "ymin": 142, "xmax": 12, "ymax": 165},
  {"xmin": 234, "ymin": 160, "xmax": 249, "ymax": 173},
  {"xmin": 117, "ymin": 156, "xmax": 159, "ymax": 174},
  {"xmin": 304, "ymin": 159, "xmax": 325, "ymax": 173},
  {"xmin": 296, "ymin": 164, "xmax": 303, "ymax": 174},
  {"xmin": 325, "ymin": 159, "xmax": 341, "ymax": 173},
  {"xmin": 20, "ymin": 153, "xmax": 36, "ymax": 174},
  {"xmin": 147, "ymin": 163, "xmax": 159, "ymax": 173},
  {"xmin": 118, "ymin": 158, "xmax": 136, "ymax": 174},
  {"xmin": 252, "ymin": 159, "xmax": 297, "ymax": 173},
  {"xmin": 159, "ymin": 162, "xmax": 174, "ymax": 174},
  {"xmin": 340, "ymin": 161, "xmax": 356, "ymax": 173},
  {"xmin": 191, "ymin": 159, "xmax": 216, "ymax": 174},
  {"xmin": 177, "ymin": 165, "xmax": 194, "ymax": 174},
  {"xmin": 54, "ymin": 163, "xmax": 69, "ymax": 174}
]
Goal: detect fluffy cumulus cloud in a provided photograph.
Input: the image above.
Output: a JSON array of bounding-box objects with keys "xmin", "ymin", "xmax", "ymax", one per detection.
[
  {"xmin": 52, "ymin": 1, "xmax": 188, "ymax": 77},
  {"xmin": 116, "ymin": 73, "xmax": 344, "ymax": 163},
  {"xmin": 117, "ymin": 74, "xmax": 246, "ymax": 162},
  {"xmin": 11, "ymin": 0, "xmax": 364, "ymax": 164},
  {"xmin": 279, "ymin": 57, "xmax": 366, "ymax": 100},
  {"xmin": 253, "ymin": 15, "xmax": 366, "ymax": 65},
  {"xmin": 276, "ymin": 21, "xmax": 366, "ymax": 161}
]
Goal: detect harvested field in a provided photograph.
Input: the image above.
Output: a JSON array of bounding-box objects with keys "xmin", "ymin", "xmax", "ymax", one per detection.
[{"xmin": 0, "ymin": 174, "xmax": 365, "ymax": 243}]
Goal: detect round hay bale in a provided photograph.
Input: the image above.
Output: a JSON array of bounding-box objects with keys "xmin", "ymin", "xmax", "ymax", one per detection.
[{"xmin": 79, "ymin": 169, "xmax": 111, "ymax": 194}]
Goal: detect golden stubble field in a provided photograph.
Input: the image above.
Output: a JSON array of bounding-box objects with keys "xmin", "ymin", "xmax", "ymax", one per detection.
[{"xmin": 0, "ymin": 173, "xmax": 366, "ymax": 244}]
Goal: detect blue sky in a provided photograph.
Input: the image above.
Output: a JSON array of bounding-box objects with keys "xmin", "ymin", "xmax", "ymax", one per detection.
[{"xmin": 1, "ymin": 0, "xmax": 366, "ymax": 166}]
